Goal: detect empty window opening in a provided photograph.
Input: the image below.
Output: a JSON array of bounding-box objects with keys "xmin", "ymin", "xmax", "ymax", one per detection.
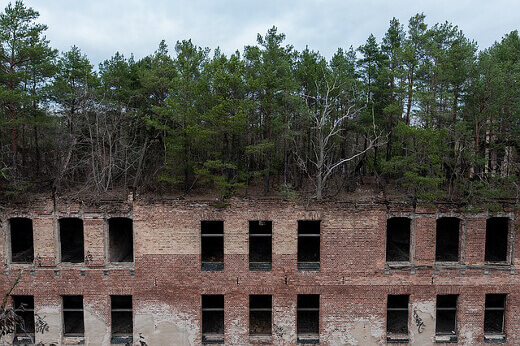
[
  {"xmin": 10, "ymin": 218, "xmax": 34, "ymax": 263},
  {"xmin": 436, "ymin": 295, "xmax": 457, "ymax": 341},
  {"xmin": 387, "ymin": 295, "xmax": 409, "ymax": 341},
  {"xmin": 297, "ymin": 220, "xmax": 320, "ymax": 270},
  {"xmin": 297, "ymin": 294, "xmax": 319, "ymax": 343},
  {"xmin": 249, "ymin": 221, "xmax": 272, "ymax": 271},
  {"xmin": 202, "ymin": 295, "xmax": 224, "ymax": 344},
  {"xmin": 435, "ymin": 218, "xmax": 460, "ymax": 262},
  {"xmin": 13, "ymin": 296, "xmax": 35, "ymax": 337},
  {"xmin": 111, "ymin": 296, "xmax": 133, "ymax": 344},
  {"xmin": 484, "ymin": 294, "xmax": 506, "ymax": 338},
  {"xmin": 201, "ymin": 221, "xmax": 224, "ymax": 271},
  {"xmin": 59, "ymin": 218, "xmax": 84, "ymax": 263},
  {"xmin": 109, "ymin": 218, "xmax": 134, "ymax": 262},
  {"xmin": 249, "ymin": 295, "xmax": 272, "ymax": 336},
  {"xmin": 485, "ymin": 218, "xmax": 509, "ymax": 263},
  {"xmin": 386, "ymin": 218, "xmax": 411, "ymax": 262},
  {"xmin": 63, "ymin": 296, "xmax": 84, "ymax": 336}
]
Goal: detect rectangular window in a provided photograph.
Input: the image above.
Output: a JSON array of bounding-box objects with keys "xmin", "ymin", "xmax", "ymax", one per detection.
[
  {"xmin": 249, "ymin": 221, "xmax": 272, "ymax": 271},
  {"xmin": 485, "ymin": 218, "xmax": 509, "ymax": 263},
  {"xmin": 484, "ymin": 294, "xmax": 506, "ymax": 342},
  {"xmin": 111, "ymin": 296, "xmax": 133, "ymax": 344},
  {"xmin": 297, "ymin": 220, "xmax": 320, "ymax": 270},
  {"xmin": 59, "ymin": 218, "xmax": 84, "ymax": 263},
  {"xmin": 249, "ymin": 295, "xmax": 272, "ymax": 336},
  {"xmin": 436, "ymin": 295, "xmax": 457, "ymax": 342},
  {"xmin": 201, "ymin": 221, "xmax": 224, "ymax": 271},
  {"xmin": 10, "ymin": 218, "xmax": 34, "ymax": 263},
  {"xmin": 109, "ymin": 217, "xmax": 134, "ymax": 262},
  {"xmin": 13, "ymin": 296, "xmax": 35, "ymax": 338},
  {"xmin": 63, "ymin": 296, "xmax": 84, "ymax": 336},
  {"xmin": 297, "ymin": 294, "xmax": 319, "ymax": 343},
  {"xmin": 435, "ymin": 218, "xmax": 460, "ymax": 262},
  {"xmin": 202, "ymin": 295, "xmax": 224, "ymax": 344},
  {"xmin": 386, "ymin": 218, "xmax": 411, "ymax": 262},
  {"xmin": 387, "ymin": 295, "xmax": 409, "ymax": 342}
]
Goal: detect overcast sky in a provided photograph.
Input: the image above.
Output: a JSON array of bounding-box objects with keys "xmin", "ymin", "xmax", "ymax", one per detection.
[{"xmin": 21, "ymin": 0, "xmax": 520, "ymax": 66}]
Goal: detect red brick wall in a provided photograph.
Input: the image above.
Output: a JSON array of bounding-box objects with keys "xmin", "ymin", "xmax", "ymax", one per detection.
[{"xmin": 0, "ymin": 197, "xmax": 518, "ymax": 345}]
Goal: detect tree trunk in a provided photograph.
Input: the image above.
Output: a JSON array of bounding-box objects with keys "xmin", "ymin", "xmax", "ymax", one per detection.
[{"xmin": 405, "ymin": 66, "xmax": 414, "ymax": 125}]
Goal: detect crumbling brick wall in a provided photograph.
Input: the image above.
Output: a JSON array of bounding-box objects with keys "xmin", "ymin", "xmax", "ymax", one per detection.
[{"xmin": 0, "ymin": 196, "xmax": 518, "ymax": 345}]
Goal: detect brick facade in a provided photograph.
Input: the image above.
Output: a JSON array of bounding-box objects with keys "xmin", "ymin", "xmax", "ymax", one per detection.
[{"xmin": 0, "ymin": 196, "xmax": 518, "ymax": 345}]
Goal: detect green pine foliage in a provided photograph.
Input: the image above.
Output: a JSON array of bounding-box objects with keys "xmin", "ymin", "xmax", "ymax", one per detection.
[{"xmin": 0, "ymin": 1, "xmax": 518, "ymax": 206}]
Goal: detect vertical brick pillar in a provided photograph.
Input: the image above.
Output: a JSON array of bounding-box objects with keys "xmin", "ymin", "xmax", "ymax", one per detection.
[
  {"xmin": 225, "ymin": 292, "xmax": 248, "ymax": 345},
  {"xmin": 465, "ymin": 218, "xmax": 486, "ymax": 265},
  {"xmin": 33, "ymin": 216, "xmax": 56, "ymax": 267},
  {"xmin": 415, "ymin": 215, "xmax": 436, "ymax": 265},
  {"xmin": 458, "ymin": 290, "xmax": 484, "ymax": 344},
  {"xmin": 84, "ymin": 217, "xmax": 105, "ymax": 267}
]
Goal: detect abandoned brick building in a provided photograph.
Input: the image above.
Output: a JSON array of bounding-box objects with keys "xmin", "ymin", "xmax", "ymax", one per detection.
[{"xmin": 0, "ymin": 195, "xmax": 518, "ymax": 345}]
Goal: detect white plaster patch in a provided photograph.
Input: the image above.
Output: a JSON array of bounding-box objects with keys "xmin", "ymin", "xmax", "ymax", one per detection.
[
  {"xmin": 459, "ymin": 325, "xmax": 479, "ymax": 345},
  {"xmin": 35, "ymin": 305, "xmax": 61, "ymax": 345},
  {"xmin": 273, "ymin": 302, "xmax": 297, "ymax": 345},
  {"xmin": 135, "ymin": 301, "xmax": 198, "ymax": 345},
  {"xmin": 227, "ymin": 317, "xmax": 248, "ymax": 345},
  {"xmin": 413, "ymin": 301, "xmax": 435, "ymax": 317},
  {"xmin": 323, "ymin": 315, "xmax": 384, "ymax": 345},
  {"xmin": 410, "ymin": 300, "xmax": 435, "ymax": 345},
  {"xmin": 36, "ymin": 305, "xmax": 60, "ymax": 314}
]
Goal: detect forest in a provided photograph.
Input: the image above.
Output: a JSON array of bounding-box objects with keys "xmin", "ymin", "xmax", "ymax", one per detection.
[{"xmin": 0, "ymin": 1, "xmax": 518, "ymax": 205}]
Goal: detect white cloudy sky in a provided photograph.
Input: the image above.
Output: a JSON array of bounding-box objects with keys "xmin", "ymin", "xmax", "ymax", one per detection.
[{"xmin": 21, "ymin": 0, "xmax": 520, "ymax": 66}]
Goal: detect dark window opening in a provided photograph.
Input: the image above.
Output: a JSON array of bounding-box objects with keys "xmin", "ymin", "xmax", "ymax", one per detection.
[
  {"xmin": 111, "ymin": 295, "xmax": 133, "ymax": 344},
  {"xmin": 109, "ymin": 218, "xmax": 134, "ymax": 262},
  {"xmin": 202, "ymin": 295, "xmax": 224, "ymax": 344},
  {"xmin": 436, "ymin": 218, "xmax": 460, "ymax": 262},
  {"xmin": 13, "ymin": 296, "xmax": 35, "ymax": 336},
  {"xmin": 436, "ymin": 295, "xmax": 457, "ymax": 338},
  {"xmin": 63, "ymin": 296, "xmax": 84, "ymax": 336},
  {"xmin": 297, "ymin": 221, "xmax": 320, "ymax": 270},
  {"xmin": 201, "ymin": 221, "xmax": 224, "ymax": 271},
  {"xmin": 387, "ymin": 295, "xmax": 409, "ymax": 341},
  {"xmin": 249, "ymin": 221, "xmax": 272, "ymax": 271},
  {"xmin": 297, "ymin": 294, "xmax": 319, "ymax": 343},
  {"xmin": 59, "ymin": 218, "xmax": 84, "ymax": 263},
  {"xmin": 485, "ymin": 218, "xmax": 509, "ymax": 263},
  {"xmin": 484, "ymin": 294, "xmax": 506, "ymax": 337},
  {"xmin": 386, "ymin": 218, "xmax": 411, "ymax": 262},
  {"xmin": 10, "ymin": 218, "xmax": 34, "ymax": 263},
  {"xmin": 249, "ymin": 295, "xmax": 272, "ymax": 335}
]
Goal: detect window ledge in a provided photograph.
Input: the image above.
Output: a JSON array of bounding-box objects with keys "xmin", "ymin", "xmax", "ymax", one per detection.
[
  {"xmin": 249, "ymin": 334, "xmax": 272, "ymax": 344},
  {"xmin": 202, "ymin": 333, "xmax": 224, "ymax": 344},
  {"xmin": 201, "ymin": 262, "xmax": 224, "ymax": 271},
  {"xmin": 484, "ymin": 335, "xmax": 506, "ymax": 343},
  {"xmin": 434, "ymin": 261, "xmax": 460, "ymax": 266},
  {"xmin": 13, "ymin": 335, "xmax": 35, "ymax": 344},
  {"xmin": 111, "ymin": 335, "xmax": 133, "ymax": 344},
  {"xmin": 386, "ymin": 262, "xmax": 411, "ymax": 267},
  {"xmin": 484, "ymin": 262, "xmax": 510, "ymax": 266},
  {"xmin": 297, "ymin": 333, "xmax": 319, "ymax": 344},
  {"xmin": 107, "ymin": 262, "xmax": 134, "ymax": 266},
  {"xmin": 435, "ymin": 335, "xmax": 458, "ymax": 343},
  {"xmin": 57, "ymin": 263, "xmax": 87, "ymax": 268},
  {"xmin": 387, "ymin": 334, "xmax": 409, "ymax": 343},
  {"xmin": 62, "ymin": 336, "xmax": 85, "ymax": 344},
  {"xmin": 297, "ymin": 262, "xmax": 320, "ymax": 271},
  {"xmin": 249, "ymin": 262, "xmax": 272, "ymax": 271}
]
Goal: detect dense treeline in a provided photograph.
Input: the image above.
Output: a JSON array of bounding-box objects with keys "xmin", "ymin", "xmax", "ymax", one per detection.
[{"xmin": 0, "ymin": 1, "xmax": 518, "ymax": 203}]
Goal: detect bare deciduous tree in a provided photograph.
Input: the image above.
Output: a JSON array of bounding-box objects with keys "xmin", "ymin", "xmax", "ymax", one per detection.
[{"xmin": 295, "ymin": 75, "xmax": 386, "ymax": 199}]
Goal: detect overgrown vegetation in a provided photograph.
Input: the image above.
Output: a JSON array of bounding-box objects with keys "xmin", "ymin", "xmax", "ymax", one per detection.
[
  {"xmin": 0, "ymin": 1, "xmax": 518, "ymax": 204},
  {"xmin": 0, "ymin": 272, "xmax": 22, "ymax": 340}
]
